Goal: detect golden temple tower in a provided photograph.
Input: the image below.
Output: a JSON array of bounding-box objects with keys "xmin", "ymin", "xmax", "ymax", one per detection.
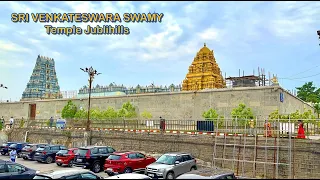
[{"xmin": 182, "ymin": 43, "xmax": 226, "ymax": 91}]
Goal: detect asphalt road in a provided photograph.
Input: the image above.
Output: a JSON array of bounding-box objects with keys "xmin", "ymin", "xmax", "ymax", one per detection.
[{"xmin": 0, "ymin": 155, "xmax": 109, "ymax": 178}]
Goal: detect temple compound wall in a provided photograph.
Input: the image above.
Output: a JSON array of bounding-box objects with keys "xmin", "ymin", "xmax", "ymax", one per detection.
[{"xmin": 0, "ymin": 86, "xmax": 312, "ymax": 120}]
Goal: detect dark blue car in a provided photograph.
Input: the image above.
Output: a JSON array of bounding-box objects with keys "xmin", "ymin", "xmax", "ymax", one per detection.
[
  {"xmin": 0, "ymin": 159, "xmax": 36, "ymax": 179},
  {"xmin": 0, "ymin": 142, "xmax": 16, "ymax": 155},
  {"xmin": 21, "ymin": 143, "xmax": 49, "ymax": 160},
  {"xmin": 33, "ymin": 145, "xmax": 67, "ymax": 164},
  {"xmin": 9, "ymin": 143, "xmax": 28, "ymax": 158}
]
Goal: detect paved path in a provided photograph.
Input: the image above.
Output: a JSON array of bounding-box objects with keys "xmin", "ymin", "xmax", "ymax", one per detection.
[{"xmin": 0, "ymin": 155, "xmax": 109, "ymax": 178}]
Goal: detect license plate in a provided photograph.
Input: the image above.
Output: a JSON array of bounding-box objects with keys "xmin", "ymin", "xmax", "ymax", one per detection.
[
  {"xmin": 106, "ymin": 168, "xmax": 113, "ymax": 172},
  {"xmin": 76, "ymin": 159, "xmax": 82, "ymax": 162},
  {"xmin": 56, "ymin": 159, "xmax": 61, "ymax": 162},
  {"xmin": 148, "ymin": 174, "xmax": 154, "ymax": 177}
]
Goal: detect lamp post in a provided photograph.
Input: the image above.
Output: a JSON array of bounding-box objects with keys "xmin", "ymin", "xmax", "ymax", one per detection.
[
  {"xmin": 80, "ymin": 67, "xmax": 101, "ymax": 131},
  {"xmin": 0, "ymin": 84, "xmax": 8, "ymax": 89}
]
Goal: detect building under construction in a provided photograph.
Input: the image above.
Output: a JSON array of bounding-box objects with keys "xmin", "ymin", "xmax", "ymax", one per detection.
[{"xmin": 225, "ymin": 68, "xmax": 272, "ymax": 88}]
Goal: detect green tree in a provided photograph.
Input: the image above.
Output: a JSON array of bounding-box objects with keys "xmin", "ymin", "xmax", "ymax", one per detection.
[
  {"xmin": 231, "ymin": 103, "xmax": 254, "ymax": 126},
  {"xmin": 314, "ymin": 103, "xmax": 320, "ymax": 118},
  {"xmin": 296, "ymin": 82, "xmax": 320, "ymax": 103},
  {"xmin": 90, "ymin": 109, "xmax": 103, "ymax": 120},
  {"xmin": 117, "ymin": 102, "xmax": 137, "ymax": 118},
  {"xmin": 141, "ymin": 111, "xmax": 153, "ymax": 119},
  {"xmin": 202, "ymin": 108, "xmax": 224, "ymax": 128},
  {"xmin": 61, "ymin": 100, "xmax": 77, "ymax": 119},
  {"xmin": 74, "ymin": 109, "xmax": 87, "ymax": 119},
  {"xmin": 102, "ymin": 107, "xmax": 118, "ymax": 119}
]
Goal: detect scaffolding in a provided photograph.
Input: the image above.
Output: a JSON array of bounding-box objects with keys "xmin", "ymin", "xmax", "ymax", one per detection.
[{"xmin": 211, "ymin": 117, "xmax": 297, "ymax": 179}]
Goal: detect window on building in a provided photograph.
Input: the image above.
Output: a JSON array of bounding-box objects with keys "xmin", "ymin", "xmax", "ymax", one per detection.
[
  {"xmin": 46, "ymin": 64, "xmax": 49, "ymax": 68},
  {"xmin": 47, "ymin": 76, "xmax": 50, "ymax": 81}
]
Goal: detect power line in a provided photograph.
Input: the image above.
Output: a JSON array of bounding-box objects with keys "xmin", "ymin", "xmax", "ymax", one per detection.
[{"xmin": 280, "ymin": 72, "xmax": 320, "ymax": 80}]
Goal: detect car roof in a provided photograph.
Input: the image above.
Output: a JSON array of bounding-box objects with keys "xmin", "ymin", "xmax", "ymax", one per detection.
[
  {"xmin": 79, "ymin": 146, "xmax": 111, "ymax": 149},
  {"xmin": 68, "ymin": 148, "xmax": 78, "ymax": 150},
  {"xmin": 182, "ymin": 167, "xmax": 234, "ymax": 177},
  {"xmin": 112, "ymin": 151, "xmax": 140, "ymax": 155},
  {"xmin": 106, "ymin": 173, "xmax": 150, "ymax": 179},
  {"xmin": 177, "ymin": 174, "xmax": 211, "ymax": 179},
  {"xmin": 38, "ymin": 169, "xmax": 93, "ymax": 178},
  {"xmin": 48, "ymin": 144, "xmax": 63, "ymax": 147},
  {"xmin": 163, "ymin": 152, "xmax": 191, "ymax": 156}
]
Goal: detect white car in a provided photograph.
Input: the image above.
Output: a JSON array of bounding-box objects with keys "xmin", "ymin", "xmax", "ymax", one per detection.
[{"xmin": 106, "ymin": 173, "xmax": 151, "ymax": 179}]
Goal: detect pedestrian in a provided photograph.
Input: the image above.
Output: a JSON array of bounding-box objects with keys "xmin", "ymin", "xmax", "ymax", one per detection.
[
  {"xmin": 9, "ymin": 148, "xmax": 17, "ymax": 162},
  {"xmin": 0, "ymin": 116, "xmax": 4, "ymax": 127},
  {"xmin": 297, "ymin": 120, "xmax": 306, "ymax": 139},
  {"xmin": 9, "ymin": 117, "xmax": 14, "ymax": 129},
  {"xmin": 249, "ymin": 119, "xmax": 255, "ymax": 136},
  {"xmin": 49, "ymin": 117, "xmax": 54, "ymax": 128},
  {"xmin": 264, "ymin": 119, "xmax": 272, "ymax": 137}
]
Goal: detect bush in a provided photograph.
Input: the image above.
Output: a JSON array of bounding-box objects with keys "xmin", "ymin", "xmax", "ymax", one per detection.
[
  {"xmin": 19, "ymin": 119, "xmax": 25, "ymax": 128},
  {"xmin": 268, "ymin": 108, "xmax": 316, "ymax": 123},
  {"xmin": 202, "ymin": 108, "xmax": 224, "ymax": 128},
  {"xmin": 141, "ymin": 111, "xmax": 153, "ymax": 119},
  {"xmin": 231, "ymin": 103, "xmax": 254, "ymax": 126},
  {"xmin": 61, "ymin": 100, "xmax": 77, "ymax": 119}
]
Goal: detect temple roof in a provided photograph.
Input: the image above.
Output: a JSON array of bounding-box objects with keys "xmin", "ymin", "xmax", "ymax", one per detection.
[{"xmin": 198, "ymin": 43, "xmax": 213, "ymax": 54}]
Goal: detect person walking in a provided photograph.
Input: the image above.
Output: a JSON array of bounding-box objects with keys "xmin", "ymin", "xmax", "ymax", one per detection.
[
  {"xmin": 0, "ymin": 116, "xmax": 4, "ymax": 128},
  {"xmin": 297, "ymin": 120, "xmax": 306, "ymax": 139},
  {"xmin": 9, "ymin": 117, "xmax": 14, "ymax": 129},
  {"xmin": 249, "ymin": 119, "xmax": 255, "ymax": 136},
  {"xmin": 49, "ymin": 117, "xmax": 54, "ymax": 128},
  {"xmin": 9, "ymin": 148, "xmax": 17, "ymax": 162}
]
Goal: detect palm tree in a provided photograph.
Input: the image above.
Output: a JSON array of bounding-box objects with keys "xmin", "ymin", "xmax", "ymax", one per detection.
[{"xmin": 314, "ymin": 103, "xmax": 320, "ymax": 118}]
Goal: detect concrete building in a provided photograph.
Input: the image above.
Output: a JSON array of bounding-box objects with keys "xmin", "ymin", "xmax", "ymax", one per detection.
[{"xmin": 0, "ymin": 86, "xmax": 313, "ymax": 120}]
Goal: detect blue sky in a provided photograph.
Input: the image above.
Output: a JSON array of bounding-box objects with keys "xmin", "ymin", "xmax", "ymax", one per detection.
[{"xmin": 0, "ymin": 1, "xmax": 320, "ymax": 101}]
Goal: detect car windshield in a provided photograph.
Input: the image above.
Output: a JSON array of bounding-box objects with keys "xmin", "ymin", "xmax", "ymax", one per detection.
[
  {"xmin": 107, "ymin": 154, "xmax": 121, "ymax": 160},
  {"xmin": 156, "ymin": 155, "xmax": 177, "ymax": 165},
  {"xmin": 77, "ymin": 149, "xmax": 89, "ymax": 156},
  {"xmin": 24, "ymin": 145, "xmax": 31, "ymax": 149},
  {"xmin": 57, "ymin": 150, "xmax": 68, "ymax": 154},
  {"xmin": 2, "ymin": 144, "xmax": 7, "ymax": 146},
  {"xmin": 33, "ymin": 175, "xmax": 52, "ymax": 179},
  {"xmin": 9, "ymin": 144, "xmax": 17, "ymax": 148},
  {"xmin": 36, "ymin": 147, "xmax": 48, "ymax": 151}
]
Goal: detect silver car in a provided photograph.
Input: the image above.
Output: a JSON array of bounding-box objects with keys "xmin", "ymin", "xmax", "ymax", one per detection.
[
  {"xmin": 145, "ymin": 152, "xmax": 197, "ymax": 179},
  {"xmin": 176, "ymin": 167, "xmax": 236, "ymax": 179},
  {"xmin": 33, "ymin": 169, "xmax": 105, "ymax": 179}
]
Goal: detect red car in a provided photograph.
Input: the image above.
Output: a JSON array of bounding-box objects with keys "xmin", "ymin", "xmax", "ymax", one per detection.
[
  {"xmin": 104, "ymin": 151, "xmax": 156, "ymax": 174},
  {"xmin": 55, "ymin": 148, "xmax": 78, "ymax": 167}
]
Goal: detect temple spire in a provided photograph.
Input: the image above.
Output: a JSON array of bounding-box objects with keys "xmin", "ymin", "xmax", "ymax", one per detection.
[{"xmin": 204, "ymin": 43, "xmax": 206, "ymax": 47}]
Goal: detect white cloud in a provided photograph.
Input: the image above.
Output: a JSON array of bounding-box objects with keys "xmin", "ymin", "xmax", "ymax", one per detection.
[{"xmin": 0, "ymin": 40, "xmax": 31, "ymax": 53}]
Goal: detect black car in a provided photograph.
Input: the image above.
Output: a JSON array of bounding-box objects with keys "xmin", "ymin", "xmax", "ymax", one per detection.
[
  {"xmin": 0, "ymin": 160, "xmax": 36, "ymax": 179},
  {"xmin": 33, "ymin": 145, "xmax": 67, "ymax": 164},
  {"xmin": 74, "ymin": 146, "xmax": 116, "ymax": 173},
  {"xmin": 0, "ymin": 142, "xmax": 16, "ymax": 155},
  {"xmin": 21, "ymin": 143, "xmax": 49, "ymax": 160},
  {"xmin": 176, "ymin": 167, "xmax": 237, "ymax": 179},
  {"xmin": 8, "ymin": 143, "xmax": 28, "ymax": 158}
]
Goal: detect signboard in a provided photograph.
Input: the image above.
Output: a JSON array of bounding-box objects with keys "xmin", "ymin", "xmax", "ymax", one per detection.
[{"xmin": 280, "ymin": 92, "xmax": 284, "ymax": 102}]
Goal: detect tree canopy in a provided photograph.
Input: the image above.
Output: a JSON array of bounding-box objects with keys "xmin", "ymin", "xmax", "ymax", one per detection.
[
  {"xmin": 61, "ymin": 100, "xmax": 77, "ymax": 119},
  {"xmin": 231, "ymin": 103, "xmax": 254, "ymax": 126},
  {"xmin": 296, "ymin": 82, "xmax": 320, "ymax": 103},
  {"xmin": 202, "ymin": 108, "xmax": 224, "ymax": 127}
]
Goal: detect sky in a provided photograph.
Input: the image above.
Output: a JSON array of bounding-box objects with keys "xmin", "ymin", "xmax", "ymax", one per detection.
[{"xmin": 0, "ymin": 1, "xmax": 320, "ymax": 101}]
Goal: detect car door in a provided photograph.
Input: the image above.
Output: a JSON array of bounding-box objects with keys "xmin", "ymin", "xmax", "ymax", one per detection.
[
  {"xmin": 79, "ymin": 172, "xmax": 101, "ymax": 179},
  {"xmin": 98, "ymin": 147, "xmax": 109, "ymax": 160},
  {"xmin": 182, "ymin": 155, "xmax": 193, "ymax": 171},
  {"xmin": 50, "ymin": 146, "xmax": 60, "ymax": 159},
  {"xmin": 7, "ymin": 163, "xmax": 32, "ymax": 179},
  {"xmin": 0, "ymin": 163, "xmax": 10, "ymax": 179},
  {"xmin": 136, "ymin": 153, "xmax": 148, "ymax": 169},
  {"xmin": 174, "ymin": 156, "xmax": 185, "ymax": 176},
  {"xmin": 127, "ymin": 153, "xmax": 140, "ymax": 170}
]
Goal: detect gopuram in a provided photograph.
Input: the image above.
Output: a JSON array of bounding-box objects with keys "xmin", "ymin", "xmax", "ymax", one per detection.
[
  {"xmin": 182, "ymin": 43, "xmax": 226, "ymax": 91},
  {"xmin": 21, "ymin": 55, "xmax": 62, "ymax": 101}
]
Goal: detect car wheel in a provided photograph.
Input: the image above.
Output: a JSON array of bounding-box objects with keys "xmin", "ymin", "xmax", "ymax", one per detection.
[
  {"xmin": 124, "ymin": 167, "xmax": 132, "ymax": 173},
  {"xmin": 91, "ymin": 162, "xmax": 101, "ymax": 173},
  {"xmin": 166, "ymin": 172, "xmax": 175, "ymax": 179},
  {"xmin": 0, "ymin": 152, "xmax": 5, "ymax": 155},
  {"xmin": 68, "ymin": 160, "xmax": 74, "ymax": 167},
  {"xmin": 37, "ymin": 160, "xmax": 42, "ymax": 163},
  {"xmin": 23, "ymin": 157, "xmax": 28, "ymax": 160},
  {"xmin": 45, "ymin": 156, "xmax": 53, "ymax": 164},
  {"xmin": 56, "ymin": 163, "xmax": 62, "ymax": 166}
]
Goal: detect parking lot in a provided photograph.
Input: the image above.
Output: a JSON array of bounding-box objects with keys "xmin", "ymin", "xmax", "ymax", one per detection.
[{"xmin": 0, "ymin": 155, "xmax": 109, "ymax": 178}]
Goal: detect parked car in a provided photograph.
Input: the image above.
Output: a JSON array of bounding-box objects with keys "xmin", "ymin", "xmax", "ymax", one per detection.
[
  {"xmin": 33, "ymin": 145, "xmax": 67, "ymax": 164},
  {"xmin": 145, "ymin": 152, "xmax": 197, "ymax": 179},
  {"xmin": 104, "ymin": 151, "xmax": 156, "ymax": 175},
  {"xmin": 21, "ymin": 143, "xmax": 49, "ymax": 160},
  {"xmin": 0, "ymin": 159, "xmax": 37, "ymax": 179},
  {"xmin": 73, "ymin": 146, "xmax": 116, "ymax": 173},
  {"xmin": 176, "ymin": 167, "xmax": 237, "ymax": 179},
  {"xmin": 8, "ymin": 142, "xmax": 28, "ymax": 158},
  {"xmin": 55, "ymin": 148, "xmax": 78, "ymax": 167},
  {"xmin": 0, "ymin": 142, "xmax": 16, "ymax": 155},
  {"xmin": 33, "ymin": 169, "xmax": 104, "ymax": 179},
  {"xmin": 106, "ymin": 173, "xmax": 151, "ymax": 179}
]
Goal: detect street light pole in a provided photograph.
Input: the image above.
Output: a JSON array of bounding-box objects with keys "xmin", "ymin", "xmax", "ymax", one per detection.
[
  {"xmin": 80, "ymin": 67, "xmax": 101, "ymax": 131},
  {"xmin": 317, "ymin": 30, "xmax": 320, "ymax": 45}
]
